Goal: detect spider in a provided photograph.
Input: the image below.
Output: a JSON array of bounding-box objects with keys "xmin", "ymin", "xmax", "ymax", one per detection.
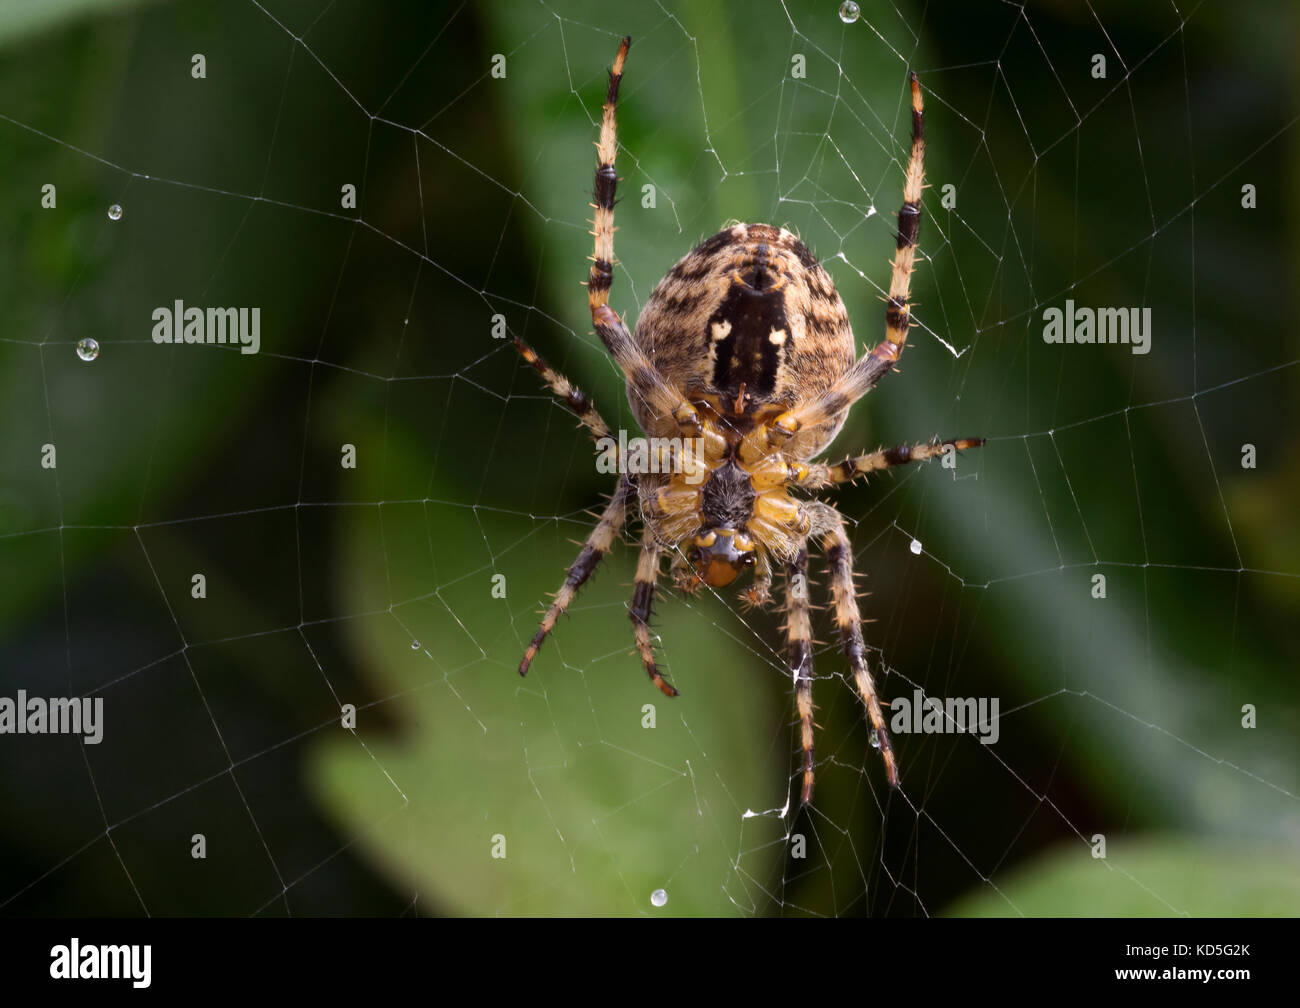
[{"xmin": 512, "ymin": 37, "xmax": 981, "ymax": 805}]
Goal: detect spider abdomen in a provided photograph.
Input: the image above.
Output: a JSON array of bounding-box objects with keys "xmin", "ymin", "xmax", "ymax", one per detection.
[{"xmin": 632, "ymin": 223, "xmax": 856, "ymax": 457}]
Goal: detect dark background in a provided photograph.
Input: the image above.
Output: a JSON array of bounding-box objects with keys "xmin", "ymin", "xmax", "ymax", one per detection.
[{"xmin": 0, "ymin": 0, "xmax": 1296, "ymax": 916}]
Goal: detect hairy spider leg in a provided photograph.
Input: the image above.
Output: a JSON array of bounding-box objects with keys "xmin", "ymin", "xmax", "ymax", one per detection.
[
  {"xmin": 784, "ymin": 548, "xmax": 817, "ymax": 805},
  {"xmin": 510, "ymin": 335, "xmax": 612, "ymax": 442},
  {"xmin": 771, "ymin": 72, "xmax": 927, "ymax": 444},
  {"xmin": 518, "ymin": 475, "xmax": 633, "ymax": 678},
  {"xmin": 587, "ymin": 36, "xmax": 701, "ymax": 434},
  {"xmin": 800, "ymin": 436, "xmax": 984, "ymax": 488},
  {"xmin": 630, "ymin": 529, "xmax": 678, "ymax": 697},
  {"xmin": 820, "ymin": 506, "xmax": 900, "ymax": 788}
]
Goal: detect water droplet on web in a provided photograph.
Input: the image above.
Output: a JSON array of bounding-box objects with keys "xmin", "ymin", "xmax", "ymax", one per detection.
[
  {"xmin": 76, "ymin": 338, "xmax": 100, "ymax": 362},
  {"xmin": 650, "ymin": 888, "xmax": 668, "ymax": 907},
  {"xmin": 838, "ymin": 1, "xmax": 860, "ymax": 24},
  {"xmin": 410, "ymin": 640, "xmax": 421, "ymax": 650},
  {"xmin": 869, "ymin": 730, "xmax": 881, "ymax": 749},
  {"xmin": 909, "ymin": 538, "xmax": 923, "ymax": 555},
  {"xmin": 107, "ymin": 204, "xmax": 123, "ymax": 221}
]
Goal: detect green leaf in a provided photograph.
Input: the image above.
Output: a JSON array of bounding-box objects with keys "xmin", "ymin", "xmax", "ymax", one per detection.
[
  {"xmin": 947, "ymin": 837, "xmax": 1300, "ymax": 917},
  {"xmin": 0, "ymin": 0, "xmax": 150, "ymax": 46}
]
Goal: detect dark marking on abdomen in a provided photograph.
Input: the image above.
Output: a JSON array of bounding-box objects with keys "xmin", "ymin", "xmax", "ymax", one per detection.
[
  {"xmin": 693, "ymin": 229, "xmax": 736, "ymax": 259},
  {"xmin": 707, "ymin": 278, "xmax": 790, "ymax": 397},
  {"xmin": 655, "ymin": 289, "xmax": 706, "ymax": 317}
]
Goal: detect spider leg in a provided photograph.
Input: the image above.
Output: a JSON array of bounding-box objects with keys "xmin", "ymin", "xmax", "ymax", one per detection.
[
  {"xmin": 511, "ymin": 336, "xmax": 613, "ymax": 442},
  {"xmin": 630, "ymin": 529, "xmax": 678, "ymax": 697},
  {"xmin": 784, "ymin": 548, "xmax": 817, "ymax": 806},
  {"xmin": 587, "ymin": 35, "xmax": 630, "ymax": 319},
  {"xmin": 818, "ymin": 505, "xmax": 900, "ymax": 788},
  {"xmin": 801, "ymin": 436, "xmax": 984, "ymax": 488},
  {"xmin": 669, "ymin": 550, "xmax": 702, "ymax": 595},
  {"xmin": 770, "ymin": 72, "xmax": 926, "ymax": 445},
  {"xmin": 519, "ymin": 474, "xmax": 633, "ymax": 677},
  {"xmin": 587, "ymin": 37, "xmax": 702, "ymax": 432},
  {"xmin": 740, "ymin": 550, "xmax": 773, "ymax": 609}
]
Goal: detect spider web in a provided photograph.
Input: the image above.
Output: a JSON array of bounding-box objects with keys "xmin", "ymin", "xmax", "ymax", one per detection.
[{"xmin": 1, "ymin": 0, "xmax": 1298, "ymax": 918}]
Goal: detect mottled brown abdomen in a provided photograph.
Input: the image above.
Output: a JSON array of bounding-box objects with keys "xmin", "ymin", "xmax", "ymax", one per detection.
[{"xmin": 631, "ymin": 223, "xmax": 856, "ymax": 457}]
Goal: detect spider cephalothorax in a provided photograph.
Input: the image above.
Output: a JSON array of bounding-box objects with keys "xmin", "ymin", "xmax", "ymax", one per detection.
[{"xmin": 511, "ymin": 37, "xmax": 982, "ymax": 804}]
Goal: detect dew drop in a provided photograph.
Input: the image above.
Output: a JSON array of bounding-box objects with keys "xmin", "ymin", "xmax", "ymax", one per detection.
[
  {"xmin": 909, "ymin": 538, "xmax": 923, "ymax": 555},
  {"xmin": 76, "ymin": 338, "xmax": 100, "ymax": 362},
  {"xmin": 838, "ymin": 1, "xmax": 860, "ymax": 24},
  {"xmin": 410, "ymin": 640, "xmax": 421, "ymax": 650},
  {"xmin": 869, "ymin": 729, "xmax": 881, "ymax": 749},
  {"xmin": 107, "ymin": 204, "xmax": 123, "ymax": 221},
  {"xmin": 650, "ymin": 888, "xmax": 668, "ymax": 907}
]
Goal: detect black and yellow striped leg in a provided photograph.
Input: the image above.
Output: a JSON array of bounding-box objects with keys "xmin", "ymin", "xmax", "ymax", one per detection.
[
  {"xmin": 803, "ymin": 436, "xmax": 984, "ymax": 488},
  {"xmin": 630, "ymin": 530, "xmax": 678, "ymax": 697},
  {"xmin": 822, "ymin": 512, "xmax": 900, "ymax": 788},
  {"xmin": 785, "ymin": 549, "xmax": 817, "ymax": 806},
  {"xmin": 586, "ymin": 37, "xmax": 700, "ymax": 432},
  {"xmin": 519, "ymin": 474, "xmax": 633, "ymax": 678},
  {"xmin": 770, "ymin": 72, "xmax": 926, "ymax": 445},
  {"xmin": 587, "ymin": 36, "xmax": 628, "ymax": 318},
  {"xmin": 511, "ymin": 336, "xmax": 613, "ymax": 442}
]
